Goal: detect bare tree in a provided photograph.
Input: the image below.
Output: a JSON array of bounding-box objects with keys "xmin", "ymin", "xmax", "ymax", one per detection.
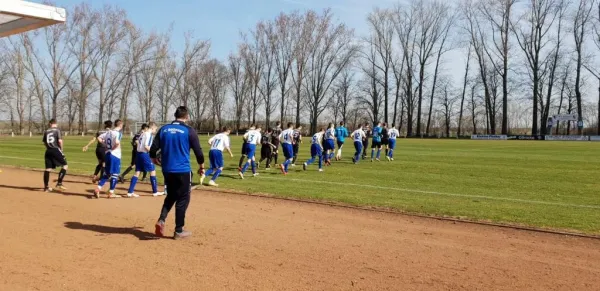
[
  {"xmin": 438, "ymin": 82, "xmax": 457, "ymax": 136},
  {"xmin": 204, "ymin": 59, "xmax": 230, "ymax": 130},
  {"xmin": 458, "ymin": 43, "xmax": 472, "ymax": 136},
  {"xmin": 291, "ymin": 11, "xmax": 315, "ymax": 126},
  {"xmin": 3, "ymin": 37, "xmax": 26, "ymax": 134},
  {"xmin": 135, "ymin": 35, "xmax": 168, "ymax": 122},
  {"xmin": 273, "ymin": 12, "xmax": 298, "ymax": 124},
  {"xmin": 333, "ymin": 69, "xmax": 355, "ymax": 123},
  {"xmin": 176, "ymin": 34, "xmax": 211, "ymax": 109},
  {"xmin": 256, "ymin": 21, "xmax": 278, "ymax": 127},
  {"xmin": 573, "ymin": 0, "xmax": 594, "ymax": 134},
  {"xmin": 229, "ymin": 48, "xmax": 251, "ymax": 131}
]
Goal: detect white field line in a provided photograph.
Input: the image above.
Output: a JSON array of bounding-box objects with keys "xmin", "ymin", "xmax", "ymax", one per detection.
[{"xmin": 1, "ymin": 154, "xmax": 598, "ymax": 210}]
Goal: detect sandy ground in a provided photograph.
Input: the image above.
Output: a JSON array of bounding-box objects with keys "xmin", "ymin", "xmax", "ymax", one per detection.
[{"xmin": 0, "ymin": 168, "xmax": 599, "ymax": 291}]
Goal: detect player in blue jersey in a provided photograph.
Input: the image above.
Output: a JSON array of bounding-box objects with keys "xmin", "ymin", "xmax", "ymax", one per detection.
[
  {"xmin": 151, "ymin": 106, "xmax": 205, "ymax": 239},
  {"xmin": 334, "ymin": 121, "xmax": 349, "ymax": 161},
  {"xmin": 202, "ymin": 127, "xmax": 234, "ymax": 186},
  {"xmin": 351, "ymin": 125, "xmax": 366, "ymax": 164},
  {"xmin": 370, "ymin": 121, "xmax": 383, "ymax": 162},
  {"xmin": 94, "ymin": 119, "xmax": 124, "ymax": 198},
  {"xmin": 323, "ymin": 123, "xmax": 336, "ymax": 165},
  {"xmin": 239, "ymin": 125, "xmax": 261, "ymax": 179},
  {"xmin": 386, "ymin": 124, "xmax": 400, "ymax": 161},
  {"xmin": 303, "ymin": 128, "xmax": 325, "ymax": 172},
  {"xmin": 278, "ymin": 123, "xmax": 295, "ymax": 175},
  {"xmin": 125, "ymin": 122, "xmax": 164, "ymax": 198}
]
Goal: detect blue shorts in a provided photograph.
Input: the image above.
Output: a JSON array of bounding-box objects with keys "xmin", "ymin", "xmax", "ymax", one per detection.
[
  {"xmin": 209, "ymin": 149, "xmax": 224, "ymax": 169},
  {"xmin": 246, "ymin": 144, "xmax": 257, "ymax": 159},
  {"xmin": 282, "ymin": 143, "xmax": 294, "ymax": 159},
  {"xmin": 104, "ymin": 153, "xmax": 121, "ymax": 176},
  {"xmin": 388, "ymin": 139, "xmax": 397, "ymax": 150},
  {"xmin": 241, "ymin": 142, "xmax": 248, "ymax": 155},
  {"xmin": 354, "ymin": 141, "xmax": 363, "ymax": 153},
  {"xmin": 135, "ymin": 152, "xmax": 155, "ymax": 172},
  {"xmin": 310, "ymin": 144, "xmax": 322, "ymax": 157},
  {"xmin": 324, "ymin": 139, "xmax": 335, "ymax": 151}
]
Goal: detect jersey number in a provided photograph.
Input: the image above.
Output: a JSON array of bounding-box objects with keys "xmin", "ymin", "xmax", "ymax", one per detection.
[
  {"xmin": 248, "ymin": 134, "xmax": 255, "ymax": 143},
  {"xmin": 46, "ymin": 134, "xmax": 55, "ymax": 144},
  {"xmin": 213, "ymin": 139, "xmax": 221, "ymax": 148},
  {"xmin": 106, "ymin": 138, "xmax": 112, "ymax": 149}
]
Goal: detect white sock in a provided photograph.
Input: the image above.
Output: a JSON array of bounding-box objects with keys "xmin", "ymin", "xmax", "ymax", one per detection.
[{"xmin": 337, "ymin": 149, "xmax": 342, "ymax": 156}]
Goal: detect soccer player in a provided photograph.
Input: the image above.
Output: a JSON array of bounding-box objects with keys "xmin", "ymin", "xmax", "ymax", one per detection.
[
  {"xmin": 94, "ymin": 119, "xmax": 124, "ymax": 199},
  {"xmin": 351, "ymin": 125, "xmax": 366, "ymax": 164},
  {"xmin": 42, "ymin": 119, "xmax": 68, "ymax": 192},
  {"xmin": 362, "ymin": 123, "xmax": 371, "ymax": 160},
  {"xmin": 381, "ymin": 123, "xmax": 389, "ymax": 157},
  {"xmin": 82, "ymin": 120, "xmax": 111, "ymax": 183},
  {"xmin": 239, "ymin": 125, "xmax": 261, "ymax": 179},
  {"xmin": 201, "ymin": 127, "xmax": 234, "ymax": 187},
  {"xmin": 126, "ymin": 122, "xmax": 164, "ymax": 198},
  {"xmin": 278, "ymin": 123, "xmax": 295, "ymax": 175},
  {"xmin": 258, "ymin": 128, "xmax": 275, "ymax": 169},
  {"xmin": 292, "ymin": 125, "xmax": 302, "ymax": 166},
  {"xmin": 302, "ymin": 128, "xmax": 324, "ymax": 172},
  {"xmin": 370, "ymin": 121, "xmax": 383, "ymax": 162},
  {"xmin": 334, "ymin": 121, "xmax": 349, "ymax": 161},
  {"xmin": 237, "ymin": 126, "xmax": 254, "ymax": 171},
  {"xmin": 271, "ymin": 121, "xmax": 282, "ymax": 165},
  {"xmin": 120, "ymin": 126, "xmax": 147, "ymax": 183},
  {"xmin": 152, "ymin": 106, "xmax": 205, "ymax": 239},
  {"xmin": 387, "ymin": 124, "xmax": 400, "ymax": 161},
  {"xmin": 323, "ymin": 123, "xmax": 336, "ymax": 165}
]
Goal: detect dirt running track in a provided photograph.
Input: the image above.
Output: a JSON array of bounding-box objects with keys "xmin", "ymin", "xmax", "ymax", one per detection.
[{"xmin": 0, "ymin": 168, "xmax": 599, "ymax": 291}]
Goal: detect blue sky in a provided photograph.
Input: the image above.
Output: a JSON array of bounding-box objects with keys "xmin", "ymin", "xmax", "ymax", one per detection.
[{"xmin": 51, "ymin": 0, "xmax": 394, "ymax": 60}]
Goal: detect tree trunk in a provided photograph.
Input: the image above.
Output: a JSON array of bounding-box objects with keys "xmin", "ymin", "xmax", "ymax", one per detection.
[{"xmin": 417, "ymin": 66, "xmax": 425, "ymax": 135}]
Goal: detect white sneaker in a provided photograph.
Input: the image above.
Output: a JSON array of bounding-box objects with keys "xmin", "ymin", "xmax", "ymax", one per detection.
[
  {"xmin": 208, "ymin": 180, "xmax": 218, "ymax": 187},
  {"xmin": 391, "ymin": 158, "xmax": 394, "ymax": 161},
  {"xmin": 253, "ymin": 173, "xmax": 259, "ymax": 177},
  {"xmin": 238, "ymin": 172, "xmax": 244, "ymax": 179},
  {"xmin": 291, "ymin": 164, "xmax": 296, "ymax": 167},
  {"xmin": 127, "ymin": 193, "xmax": 140, "ymax": 198},
  {"xmin": 108, "ymin": 192, "xmax": 121, "ymax": 198},
  {"xmin": 386, "ymin": 156, "xmax": 391, "ymax": 161},
  {"xmin": 152, "ymin": 192, "xmax": 164, "ymax": 197},
  {"xmin": 199, "ymin": 174, "xmax": 205, "ymax": 186},
  {"xmin": 318, "ymin": 169, "xmax": 324, "ymax": 172}
]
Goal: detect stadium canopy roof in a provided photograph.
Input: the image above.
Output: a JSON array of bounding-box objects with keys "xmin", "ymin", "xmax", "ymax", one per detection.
[{"xmin": 0, "ymin": 0, "xmax": 66, "ymax": 38}]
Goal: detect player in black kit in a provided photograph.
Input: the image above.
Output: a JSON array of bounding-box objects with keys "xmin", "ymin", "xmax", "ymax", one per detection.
[
  {"xmin": 271, "ymin": 122, "xmax": 282, "ymax": 165},
  {"xmin": 83, "ymin": 120, "xmax": 112, "ymax": 183},
  {"xmin": 362, "ymin": 123, "xmax": 371, "ymax": 160},
  {"xmin": 258, "ymin": 128, "xmax": 276, "ymax": 169},
  {"xmin": 43, "ymin": 119, "xmax": 68, "ymax": 192}
]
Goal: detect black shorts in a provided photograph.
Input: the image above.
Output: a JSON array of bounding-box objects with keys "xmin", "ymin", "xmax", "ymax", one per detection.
[
  {"xmin": 130, "ymin": 150, "xmax": 137, "ymax": 166},
  {"xmin": 336, "ymin": 141, "xmax": 344, "ymax": 148},
  {"xmin": 381, "ymin": 139, "xmax": 389, "ymax": 146},
  {"xmin": 261, "ymin": 146, "xmax": 272, "ymax": 160},
  {"xmin": 45, "ymin": 148, "xmax": 67, "ymax": 169},
  {"xmin": 371, "ymin": 141, "xmax": 382, "ymax": 149},
  {"xmin": 293, "ymin": 144, "xmax": 300, "ymax": 155},
  {"xmin": 241, "ymin": 143, "xmax": 248, "ymax": 155},
  {"xmin": 95, "ymin": 147, "xmax": 105, "ymax": 162}
]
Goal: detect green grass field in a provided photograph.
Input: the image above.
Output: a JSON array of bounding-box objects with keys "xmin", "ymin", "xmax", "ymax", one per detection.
[{"xmin": 1, "ymin": 135, "xmax": 599, "ymax": 233}]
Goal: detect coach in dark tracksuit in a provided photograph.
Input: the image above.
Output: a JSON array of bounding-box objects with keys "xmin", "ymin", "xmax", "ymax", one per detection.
[{"xmin": 151, "ymin": 106, "xmax": 204, "ymax": 240}]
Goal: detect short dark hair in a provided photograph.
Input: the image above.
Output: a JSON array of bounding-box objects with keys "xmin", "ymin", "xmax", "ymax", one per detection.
[
  {"xmin": 141, "ymin": 123, "xmax": 149, "ymax": 130},
  {"xmin": 49, "ymin": 119, "xmax": 57, "ymax": 125},
  {"xmin": 267, "ymin": 127, "xmax": 273, "ymax": 133},
  {"xmin": 364, "ymin": 122, "xmax": 369, "ymax": 126},
  {"xmin": 296, "ymin": 124, "xmax": 302, "ymax": 129},
  {"xmin": 114, "ymin": 119, "xmax": 123, "ymax": 127},
  {"xmin": 148, "ymin": 121, "xmax": 157, "ymax": 128},
  {"xmin": 104, "ymin": 120, "xmax": 113, "ymax": 128},
  {"xmin": 319, "ymin": 127, "xmax": 324, "ymax": 131},
  {"xmin": 287, "ymin": 122, "xmax": 294, "ymax": 128},
  {"xmin": 391, "ymin": 123, "xmax": 396, "ymax": 127},
  {"xmin": 339, "ymin": 121, "xmax": 344, "ymax": 126},
  {"xmin": 175, "ymin": 106, "xmax": 189, "ymax": 119},
  {"xmin": 221, "ymin": 126, "xmax": 230, "ymax": 132},
  {"xmin": 276, "ymin": 121, "xmax": 281, "ymax": 126}
]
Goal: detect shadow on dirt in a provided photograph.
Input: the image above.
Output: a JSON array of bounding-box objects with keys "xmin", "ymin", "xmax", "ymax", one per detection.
[
  {"xmin": 0, "ymin": 184, "xmax": 93, "ymax": 198},
  {"xmin": 64, "ymin": 222, "xmax": 160, "ymax": 241}
]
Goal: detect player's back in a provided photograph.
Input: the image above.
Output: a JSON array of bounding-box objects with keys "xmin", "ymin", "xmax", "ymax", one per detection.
[
  {"xmin": 137, "ymin": 131, "xmax": 153, "ymax": 153},
  {"xmin": 352, "ymin": 129, "xmax": 364, "ymax": 142},
  {"xmin": 96, "ymin": 130, "xmax": 108, "ymax": 149},
  {"xmin": 261, "ymin": 134, "xmax": 271, "ymax": 146},
  {"xmin": 311, "ymin": 132, "xmax": 323, "ymax": 144},
  {"xmin": 325, "ymin": 128, "xmax": 335, "ymax": 140},
  {"xmin": 157, "ymin": 122, "xmax": 194, "ymax": 173},
  {"xmin": 372, "ymin": 126, "xmax": 382, "ymax": 141},
  {"xmin": 245, "ymin": 129, "xmax": 261, "ymax": 145},
  {"xmin": 209, "ymin": 133, "xmax": 230, "ymax": 152},
  {"xmin": 389, "ymin": 129, "xmax": 400, "ymax": 139},
  {"xmin": 104, "ymin": 130, "xmax": 123, "ymax": 158},
  {"xmin": 43, "ymin": 128, "xmax": 61, "ymax": 149},
  {"xmin": 281, "ymin": 129, "xmax": 294, "ymax": 144}
]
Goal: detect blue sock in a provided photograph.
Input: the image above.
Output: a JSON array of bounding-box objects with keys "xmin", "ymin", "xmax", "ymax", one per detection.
[
  {"xmin": 306, "ymin": 157, "xmax": 314, "ymax": 165},
  {"xmin": 376, "ymin": 149, "xmax": 381, "ymax": 159},
  {"xmin": 284, "ymin": 160, "xmax": 290, "ymax": 172},
  {"xmin": 241, "ymin": 161, "xmax": 250, "ymax": 173},
  {"xmin": 110, "ymin": 176, "xmax": 117, "ymax": 191},
  {"xmin": 98, "ymin": 174, "xmax": 108, "ymax": 187},
  {"xmin": 251, "ymin": 161, "xmax": 256, "ymax": 174},
  {"xmin": 205, "ymin": 168, "xmax": 214, "ymax": 177},
  {"xmin": 150, "ymin": 176, "xmax": 158, "ymax": 193},
  {"xmin": 212, "ymin": 169, "xmax": 222, "ymax": 181},
  {"xmin": 371, "ymin": 149, "xmax": 375, "ymax": 159},
  {"xmin": 389, "ymin": 149, "xmax": 393, "ymax": 158},
  {"xmin": 329, "ymin": 153, "xmax": 334, "ymax": 160},
  {"xmin": 128, "ymin": 176, "xmax": 138, "ymax": 193}
]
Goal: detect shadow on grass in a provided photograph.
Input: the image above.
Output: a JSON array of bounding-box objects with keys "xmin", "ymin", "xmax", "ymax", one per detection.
[
  {"xmin": 64, "ymin": 222, "xmax": 160, "ymax": 241},
  {"xmin": 0, "ymin": 184, "xmax": 93, "ymax": 198}
]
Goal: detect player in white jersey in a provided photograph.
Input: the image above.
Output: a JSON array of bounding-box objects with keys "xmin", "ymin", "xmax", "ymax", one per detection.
[
  {"xmin": 323, "ymin": 123, "xmax": 336, "ymax": 165},
  {"xmin": 351, "ymin": 125, "xmax": 366, "ymax": 164},
  {"xmin": 94, "ymin": 119, "xmax": 124, "ymax": 198},
  {"xmin": 303, "ymin": 128, "xmax": 325, "ymax": 172},
  {"xmin": 239, "ymin": 125, "xmax": 262, "ymax": 179},
  {"xmin": 201, "ymin": 127, "xmax": 234, "ymax": 187},
  {"xmin": 386, "ymin": 124, "xmax": 400, "ymax": 161},
  {"xmin": 278, "ymin": 122, "xmax": 295, "ymax": 175},
  {"xmin": 125, "ymin": 122, "xmax": 164, "ymax": 197}
]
